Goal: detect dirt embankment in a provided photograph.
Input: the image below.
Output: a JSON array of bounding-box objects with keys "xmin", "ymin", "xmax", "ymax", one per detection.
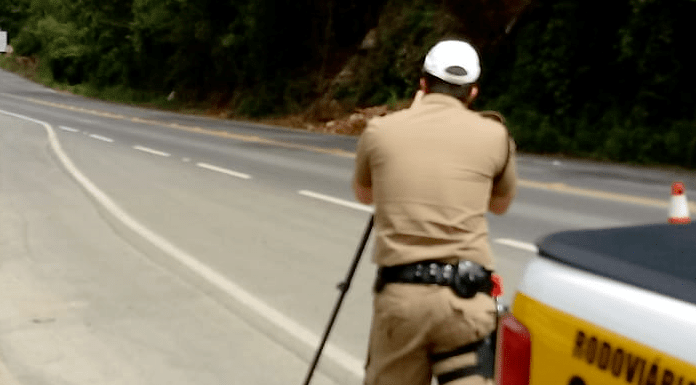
[{"xmin": 263, "ymin": 104, "xmax": 396, "ymax": 136}]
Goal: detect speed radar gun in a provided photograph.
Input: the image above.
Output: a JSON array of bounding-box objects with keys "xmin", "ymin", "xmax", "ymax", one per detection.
[{"xmin": 302, "ymin": 216, "xmax": 374, "ymax": 385}]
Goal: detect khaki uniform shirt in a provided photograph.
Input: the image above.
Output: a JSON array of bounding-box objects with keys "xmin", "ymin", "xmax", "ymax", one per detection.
[{"xmin": 354, "ymin": 93, "xmax": 517, "ymax": 269}]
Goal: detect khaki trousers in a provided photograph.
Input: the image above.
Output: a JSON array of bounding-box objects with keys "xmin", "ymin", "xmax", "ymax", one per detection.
[{"xmin": 364, "ymin": 283, "xmax": 496, "ymax": 385}]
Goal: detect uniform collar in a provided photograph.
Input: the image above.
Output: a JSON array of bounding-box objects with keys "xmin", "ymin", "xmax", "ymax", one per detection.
[{"xmin": 418, "ymin": 93, "xmax": 468, "ymax": 109}]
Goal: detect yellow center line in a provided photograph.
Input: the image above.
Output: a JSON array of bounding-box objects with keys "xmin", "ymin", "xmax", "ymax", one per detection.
[
  {"xmin": 9, "ymin": 94, "xmax": 695, "ymax": 212},
  {"xmin": 519, "ymin": 180, "xmax": 696, "ymax": 212},
  {"xmin": 5, "ymin": 94, "xmax": 357, "ymax": 158}
]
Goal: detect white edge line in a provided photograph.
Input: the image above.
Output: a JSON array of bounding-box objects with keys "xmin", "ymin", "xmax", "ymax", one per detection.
[
  {"xmin": 494, "ymin": 238, "xmax": 538, "ymax": 253},
  {"xmin": 133, "ymin": 145, "xmax": 170, "ymax": 157},
  {"xmin": 88, "ymin": 134, "xmax": 114, "ymax": 143},
  {"xmin": 58, "ymin": 125, "xmax": 80, "ymax": 133},
  {"xmin": 298, "ymin": 190, "xmax": 374, "ymax": 213},
  {"xmin": 196, "ymin": 162, "xmax": 251, "ymax": 180},
  {"xmin": 0, "ymin": 109, "xmax": 364, "ymax": 378}
]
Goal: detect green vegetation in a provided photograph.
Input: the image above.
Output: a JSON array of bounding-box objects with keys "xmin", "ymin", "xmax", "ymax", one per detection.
[
  {"xmin": 1, "ymin": 0, "xmax": 695, "ymax": 167},
  {"xmin": 480, "ymin": 0, "xmax": 696, "ymax": 167}
]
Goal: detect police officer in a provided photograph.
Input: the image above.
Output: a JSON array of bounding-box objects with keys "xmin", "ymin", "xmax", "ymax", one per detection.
[{"xmin": 352, "ymin": 39, "xmax": 517, "ymax": 385}]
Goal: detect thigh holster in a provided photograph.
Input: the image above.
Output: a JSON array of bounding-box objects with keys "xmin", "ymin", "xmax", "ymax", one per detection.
[{"xmin": 429, "ymin": 332, "xmax": 496, "ymax": 384}]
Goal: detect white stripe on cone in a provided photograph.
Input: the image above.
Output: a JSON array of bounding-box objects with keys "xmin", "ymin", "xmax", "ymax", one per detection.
[{"xmin": 668, "ymin": 182, "xmax": 691, "ymax": 224}]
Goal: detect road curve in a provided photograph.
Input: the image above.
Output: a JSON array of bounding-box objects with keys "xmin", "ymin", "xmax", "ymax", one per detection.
[{"xmin": 0, "ymin": 68, "xmax": 694, "ymax": 385}]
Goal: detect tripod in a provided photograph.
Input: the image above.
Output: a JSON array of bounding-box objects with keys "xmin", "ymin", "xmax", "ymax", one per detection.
[{"xmin": 302, "ymin": 215, "xmax": 374, "ymax": 385}]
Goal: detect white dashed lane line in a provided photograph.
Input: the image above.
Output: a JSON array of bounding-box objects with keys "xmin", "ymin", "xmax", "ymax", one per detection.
[
  {"xmin": 196, "ymin": 163, "xmax": 251, "ymax": 180},
  {"xmin": 298, "ymin": 190, "xmax": 374, "ymax": 213},
  {"xmin": 494, "ymin": 238, "xmax": 538, "ymax": 253},
  {"xmin": 133, "ymin": 145, "xmax": 171, "ymax": 157},
  {"xmin": 88, "ymin": 134, "xmax": 114, "ymax": 143},
  {"xmin": 56, "ymin": 127, "xmax": 250, "ymax": 180},
  {"xmin": 56, "ymin": 124, "xmax": 537, "ymax": 256},
  {"xmin": 299, "ymin": 190, "xmax": 539, "ymax": 254},
  {"xmin": 58, "ymin": 126, "xmax": 80, "ymax": 133}
]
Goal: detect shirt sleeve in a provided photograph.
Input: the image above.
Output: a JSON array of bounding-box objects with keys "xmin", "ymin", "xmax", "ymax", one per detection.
[
  {"xmin": 491, "ymin": 137, "xmax": 517, "ymax": 198},
  {"xmin": 354, "ymin": 124, "xmax": 377, "ymax": 187}
]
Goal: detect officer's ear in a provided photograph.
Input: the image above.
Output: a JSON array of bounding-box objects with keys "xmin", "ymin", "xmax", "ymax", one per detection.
[
  {"xmin": 468, "ymin": 84, "xmax": 479, "ymax": 103},
  {"xmin": 419, "ymin": 77, "xmax": 428, "ymax": 93}
]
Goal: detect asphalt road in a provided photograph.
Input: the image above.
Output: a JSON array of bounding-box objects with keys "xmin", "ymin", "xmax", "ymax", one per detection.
[{"xmin": 0, "ymin": 68, "xmax": 693, "ymax": 385}]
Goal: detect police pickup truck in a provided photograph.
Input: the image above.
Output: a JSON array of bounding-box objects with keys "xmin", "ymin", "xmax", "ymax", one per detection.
[{"xmin": 495, "ymin": 222, "xmax": 696, "ymax": 385}]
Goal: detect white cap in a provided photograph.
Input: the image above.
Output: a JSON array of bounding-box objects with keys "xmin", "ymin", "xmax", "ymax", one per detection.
[{"xmin": 423, "ymin": 40, "xmax": 480, "ymax": 85}]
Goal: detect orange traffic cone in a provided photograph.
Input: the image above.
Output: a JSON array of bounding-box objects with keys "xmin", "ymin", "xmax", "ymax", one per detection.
[{"xmin": 668, "ymin": 182, "xmax": 691, "ymax": 224}]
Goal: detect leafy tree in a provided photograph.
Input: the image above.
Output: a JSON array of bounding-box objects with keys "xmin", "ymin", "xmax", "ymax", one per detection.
[
  {"xmin": 485, "ymin": 0, "xmax": 695, "ymax": 165},
  {"xmin": 4, "ymin": 0, "xmax": 695, "ymax": 166},
  {"xmin": 0, "ymin": 0, "xmax": 31, "ymax": 39}
]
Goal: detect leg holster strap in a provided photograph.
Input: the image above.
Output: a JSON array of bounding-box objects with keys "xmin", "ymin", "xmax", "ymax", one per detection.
[
  {"xmin": 437, "ymin": 365, "xmax": 482, "ymax": 385},
  {"xmin": 430, "ymin": 340, "xmax": 482, "ymax": 362},
  {"xmin": 430, "ymin": 332, "xmax": 497, "ymax": 384}
]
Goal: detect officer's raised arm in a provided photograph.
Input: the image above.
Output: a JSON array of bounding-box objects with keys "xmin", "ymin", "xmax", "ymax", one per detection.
[
  {"xmin": 353, "ymin": 179, "xmax": 373, "ymax": 205},
  {"xmin": 353, "ymin": 125, "xmax": 375, "ymax": 205},
  {"xmin": 490, "ymin": 191, "xmax": 514, "ymax": 215},
  {"xmin": 489, "ymin": 138, "xmax": 517, "ymax": 214}
]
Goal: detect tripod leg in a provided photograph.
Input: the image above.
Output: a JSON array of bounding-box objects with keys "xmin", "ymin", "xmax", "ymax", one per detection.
[{"xmin": 302, "ymin": 215, "xmax": 374, "ymax": 385}]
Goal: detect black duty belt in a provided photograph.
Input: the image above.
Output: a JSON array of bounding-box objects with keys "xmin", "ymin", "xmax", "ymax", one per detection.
[{"xmin": 375, "ymin": 260, "xmax": 494, "ymax": 299}]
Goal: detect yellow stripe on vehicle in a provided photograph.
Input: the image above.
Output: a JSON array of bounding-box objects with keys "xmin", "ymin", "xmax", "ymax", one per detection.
[{"xmin": 512, "ymin": 293, "xmax": 696, "ymax": 385}]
